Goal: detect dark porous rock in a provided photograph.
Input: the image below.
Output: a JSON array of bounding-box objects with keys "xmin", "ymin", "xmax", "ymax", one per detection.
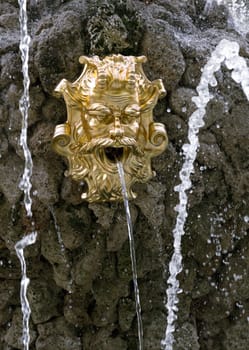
[
  {"xmin": 73, "ymin": 236, "xmax": 105, "ymax": 291},
  {"xmin": 32, "ymin": 158, "xmax": 60, "ymax": 205},
  {"xmin": 64, "ymin": 289, "xmax": 91, "ymax": 327},
  {"xmin": 141, "ymin": 19, "xmax": 186, "ymax": 92},
  {"xmin": 118, "ymin": 297, "xmax": 135, "ymax": 332},
  {"xmin": 222, "ymin": 319, "xmax": 249, "ymax": 349},
  {"xmin": 88, "ymin": 202, "xmax": 117, "ymax": 229},
  {"xmin": 0, "ymin": 153, "xmax": 23, "ymax": 205},
  {"xmin": 28, "ymin": 279, "xmax": 61, "ymax": 324},
  {"xmin": 169, "ymin": 87, "xmax": 197, "ymax": 120},
  {"xmin": 82, "ymin": 327, "xmax": 127, "ymax": 350},
  {"xmin": 0, "ymin": 280, "xmax": 19, "ymax": 310},
  {"xmin": 134, "ymin": 181, "xmax": 166, "ymax": 228},
  {"xmin": 86, "ymin": 0, "xmax": 144, "ymax": 56},
  {"xmin": 36, "ymin": 317, "xmax": 82, "ymax": 350},
  {"xmin": 0, "ymin": 52, "xmax": 21, "ymax": 90},
  {"xmin": 143, "ymin": 312, "xmax": 166, "ymax": 350},
  {"xmin": 34, "ymin": 11, "xmax": 85, "ymax": 94},
  {"xmin": 29, "ymin": 122, "xmax": 55, "ymax": 157},
  {"xmin": 52, "ymin": 204, "xmax": 92, "ymax": 250},
  {"xmin": 106, "ymin": 204, "xmax": 138, "ymax": 251},
  {"xmin": 174, "ymin": 322, "xmax": 200, "ymax": 350}
]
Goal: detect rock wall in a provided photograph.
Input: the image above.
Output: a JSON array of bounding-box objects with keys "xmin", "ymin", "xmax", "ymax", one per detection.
[{"xmin": 1, "ymin": 0, "xmax": 249, "ymax": 349}]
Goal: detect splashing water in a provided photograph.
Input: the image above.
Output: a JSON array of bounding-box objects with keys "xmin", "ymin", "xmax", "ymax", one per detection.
[
  {"xmin": 204, "ymin": 0, "xmax": 249, "ymax": 35},
  {"xmin": 162, "ymin": 39, "xmax": 249, "ymax": 350},
  {"xmin": 117, "ymin": 162, "xmax": 143, "ymax": 350},
  {"xmin": 15, "ymin": 1, "xmax": 37, "ymax": 349}
]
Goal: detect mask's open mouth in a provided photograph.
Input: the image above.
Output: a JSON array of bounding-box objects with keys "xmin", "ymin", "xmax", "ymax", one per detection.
[{"xmin": 104, "ymin": 147, "xmax": 124, "ymax": 163}]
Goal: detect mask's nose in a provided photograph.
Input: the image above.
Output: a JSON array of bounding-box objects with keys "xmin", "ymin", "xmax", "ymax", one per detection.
[{"xmin": 109, "ymin": 116, "xmax": 124, "ymax": 139}]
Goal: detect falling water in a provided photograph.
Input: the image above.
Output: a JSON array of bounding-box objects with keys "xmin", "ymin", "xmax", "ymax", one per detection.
[
  {"xmin": 49, "ymin": 206, "xmax": 73, "ymax": 293},
  {"xmin": 15, "ymin": 233, "xmax": 37, "ymax": 350},
  {"xmin": 15, "ymin": 1, "xmax": 37, "ymax": 349},
  {"xmin": 117, "ymin": 162, "xmax": 143, "ymax": 350},
  {"xmin": 49, "ymin": 206, "xmax": 66, "ymax": 254},
  {"xmin": 18, "ymin": 0, "xmax": 33, "ymax": 217},
  {"xmin": 162, "ymin": 39, "xmax": 249, "ymax": 349}
]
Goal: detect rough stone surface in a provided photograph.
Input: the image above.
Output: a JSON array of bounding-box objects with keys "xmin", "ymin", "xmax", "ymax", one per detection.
[{"xmin": 1, "ymin": 0, "xmax": 249, "ymax": 349}]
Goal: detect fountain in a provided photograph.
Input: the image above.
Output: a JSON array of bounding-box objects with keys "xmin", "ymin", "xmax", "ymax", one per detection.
[{"xmin": 1, "ymin": 0, "xmax": 249, "ymax": 349}]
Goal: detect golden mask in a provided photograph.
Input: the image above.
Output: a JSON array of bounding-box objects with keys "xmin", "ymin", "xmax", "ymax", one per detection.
[{"xmin": 53, "ymin": 55, "xmax": 168, "ymax": 202}]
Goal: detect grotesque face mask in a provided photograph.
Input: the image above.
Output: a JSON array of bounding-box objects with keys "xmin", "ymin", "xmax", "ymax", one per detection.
[{"xmin": 53, "ymin": 55, "xmax": 168, "ymax": 202}]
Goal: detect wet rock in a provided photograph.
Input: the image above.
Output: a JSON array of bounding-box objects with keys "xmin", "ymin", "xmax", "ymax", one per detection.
[
  {"xmin": 28, "ymin": 279, "xmax": 61, "ymax": 324},
  {"xmin": 222, "ymin": 319, "xmax": 249, "ymax": 349},
  {"xmin": 4, "ymin": 308, "xmax": 37, "ymax": 349},
  {"xmin": 32, "ymin": 158, "xmax": 60, "ymax": 205},
  {"xmin": 0, "ymin": 153, "xmax": 23, "ymax": 205},
  {"xmin": 41, "ymin": 96, "xmax": 67, "ymax": 124},
  {"xmin": 141, "ymin": 18, "xmax": 185, "ymax": 91},
  {"xmin": 40, "ymin": 225, "xmax": 69, "ymax": 265},
  {"xmin": 34, "ymin": 11, "xmax": 84, "ymax": 94},
  {"xmin": 82, "ymin": 327, "xmax": 127, "ymax": 350},
  {"xmin": 28, "ymin": 87, "xmax": 46, "ymax": 126},
  {"xmin": 0, "ymin": 131, "xmax": 8, "ymax": 158},
  {"xmin": 106, "ymin": 204, "xmax": 138, "ymax": 251},
  {"xmin": 52, "ymin": 262, "xmax": 72, "ymax": 291},
  {"xmin": 169, "ymin": 87, "xmax": 197, "ymax": 120},
  {"xmin": 52, "ymin": 204, "xmax": 92, "ymax": 250},
  {"xmin": 0, "ymin": 52, "xmax": 21, "ymax": 90},
  {"xmin": 36, "ymin": 317, "xmax": 82, "ymax": 350},
  {"xmin": 135, "ymin": 181, "xmax": 166, "ymax": 227},
  {"xmin": 0, "ymin": 280, "xmax": 19, "ymax": 310},
  {"xmin": 73, "ymin": 236, "xmax": 105, "ymax": 291},
  {"xmin": 64, "ymin": 290, "xmax": 91, "ymax": 327},
  {"xmin": 60, "ymin": 177, "xmax": 84, "ymax": 205},
  {"xmin": 143, "ymin": 312, "xmax": 166, "ymax": 350},
  {"xmin": 89, "ymin": 202, "xmax": 117, "ymax": 229},
  {"xmin": 118, "ymin": 298, "xmax": 135, "ymax": 332},
  {"xmin": 29, "ymin": 122, "xmax": 55, "ymax": 157},
  {"xmin": 87, "ymin": 0, "xmax": 144, "ymax": 55},
  {"xmin": 174, "ymin": 322, "xmax": 200, "ymax": 350}
]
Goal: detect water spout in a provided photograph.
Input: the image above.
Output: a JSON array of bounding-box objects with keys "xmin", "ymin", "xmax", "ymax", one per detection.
[{"xmin": 117, "ymin": 161, "xmax": 143, "ymax": 350}]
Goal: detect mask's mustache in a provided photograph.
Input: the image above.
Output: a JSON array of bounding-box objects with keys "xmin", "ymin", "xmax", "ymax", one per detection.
[{"xmin": 76, "ymin": 137, "xmax": 144, "ymax": 156}]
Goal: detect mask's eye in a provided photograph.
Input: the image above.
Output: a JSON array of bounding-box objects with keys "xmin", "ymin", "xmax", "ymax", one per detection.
[
  {"xmin": 87, "ymin": 104, "xmax": 112, "ymax": 122},
  {"xmin": 124, "ymin": 104, "xmax": 140, "ymax": 117}
]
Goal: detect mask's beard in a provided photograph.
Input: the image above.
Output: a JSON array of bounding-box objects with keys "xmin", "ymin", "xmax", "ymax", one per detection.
[{"xmin": 76, "ymin": 136, "xmax": 144, "ymax": 157}]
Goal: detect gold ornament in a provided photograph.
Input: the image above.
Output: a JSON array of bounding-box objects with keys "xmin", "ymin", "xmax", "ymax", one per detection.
[{"xmin": 53, "ymin": 54, "xmax": 168, "ymax": 202}]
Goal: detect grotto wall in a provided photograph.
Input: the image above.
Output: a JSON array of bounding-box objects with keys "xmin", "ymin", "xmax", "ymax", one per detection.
[{"xmin": 1, "ymin": 0, "xmax": 249, "ymax": 349}]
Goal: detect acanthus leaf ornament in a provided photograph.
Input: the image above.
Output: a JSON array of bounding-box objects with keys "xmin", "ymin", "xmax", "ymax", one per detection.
[{"xmin": 53, "ymin": 54, "xmax": 168, "ymax": 202}]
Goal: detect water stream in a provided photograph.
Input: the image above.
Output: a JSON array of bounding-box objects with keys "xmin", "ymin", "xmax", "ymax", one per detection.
[
  {"xmin": 15, "ymin": 233, "xmax": 37, "ymax": 350},
  {"xmin": 18, "ymin": 0, "xmax": 33, "ymax": 217},
  {"xmin": 49, "ymin": 206, "xmax": 73, "ymax": 293},
  {"xmin": 15, "ymin": 1, "xmax": 37, "ymax": 349},
  {"xmin": 117, "ymin": 162, "xmax": 143, "ymax": 350},
  {"xmin": 162, "ymin": 39, "xmax": 249, "ymax": 349}
]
